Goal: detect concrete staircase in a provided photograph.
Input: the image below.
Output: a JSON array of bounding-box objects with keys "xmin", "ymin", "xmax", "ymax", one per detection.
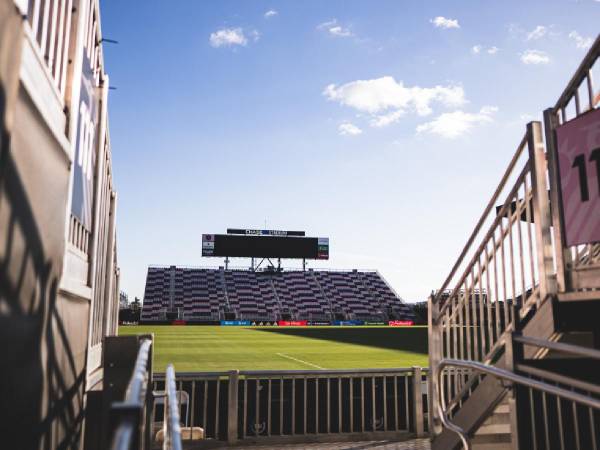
[{"xmin": 471, "ymin": 402, "xmax": 512, "ymax": 450}]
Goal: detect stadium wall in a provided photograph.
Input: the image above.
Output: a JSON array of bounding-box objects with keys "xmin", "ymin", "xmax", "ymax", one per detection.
[{"xmin": 0, "ymin": 1, "xmax": 119, "ymax": 448}]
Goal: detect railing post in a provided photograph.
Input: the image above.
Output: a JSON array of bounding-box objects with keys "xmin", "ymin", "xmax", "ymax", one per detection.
[
  {"xmin": 504, "ymin": 334, "xmax": 521, "ymax": 450},
  {"xmin": 428, "ymin": 294, "xmax": 441, "ymax": 435},
  {"xmin": 412, "ymin": 366, "xmax": 424, "ymax": 437},
  {"xmin": 227, "ymin": 370, "xmax": 239, "ymax": 443},
  {"xmin": 542, "ymin": 109, "xmax": 572, "ymax": 292},
  {"xmin": 527, "ymin": 120, "xmax": 557, "ymax": 301},
  {"xmin": 142, "ymin": 335, "xmax": 154, "ymax": 450}
]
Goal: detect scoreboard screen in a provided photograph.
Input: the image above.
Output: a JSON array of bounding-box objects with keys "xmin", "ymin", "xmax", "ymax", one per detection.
[{"xmin": 202, "ymin": 234, "xmax": 329, "ymax": 259}]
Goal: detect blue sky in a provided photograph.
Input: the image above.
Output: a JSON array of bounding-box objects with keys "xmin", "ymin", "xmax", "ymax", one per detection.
[{"xmin": 101, "ymin": 0, "xmax": 599, "ymax": 302}]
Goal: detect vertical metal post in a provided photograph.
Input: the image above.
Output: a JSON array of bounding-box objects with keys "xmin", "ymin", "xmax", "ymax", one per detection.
[
  {"xmin": 227, "ymin": 370, "xmax": 239, "ymax": 443},
  {"xmin": 428, "ymin": 294, "xmax": 441, "ymax": 435},
  {"xmin": 505, "ymin": 334, "xmax": 521, "ymax": 450},
  {"xmin": 225, "ymin": 257, "xmax": 229, "ymax": 270},
  {"xmin": 543, "ymin": 108, "xmax": 572, "ymax": 292},
  {"xmin": 412, "ymin": 366, "xmax": 424, "ymax": 437},
  {"xmin": 215, "ymin": 380, "xmax": 221, "ymax": 439},
  {"xmin": 527, "ymin": 121, "xmax": 557, "ymax": 300}
]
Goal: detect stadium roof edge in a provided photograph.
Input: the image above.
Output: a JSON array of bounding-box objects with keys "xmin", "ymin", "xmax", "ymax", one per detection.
[{"xmin": 146, "ymin": 264, "xmax": 380, "ymax": 273}]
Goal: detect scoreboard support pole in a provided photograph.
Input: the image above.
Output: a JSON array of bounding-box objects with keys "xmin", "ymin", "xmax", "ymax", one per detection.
[
  {"xmin": 303, "ymin": 259, "xmax": 306, "ymax": 271},
  {"xmin": 225, "ymin": 257, "xmax": 229, "ymax": 270}
]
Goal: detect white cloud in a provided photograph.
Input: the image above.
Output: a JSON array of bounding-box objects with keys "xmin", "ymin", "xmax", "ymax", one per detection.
[
  {"xmin": 521, "ymin": 49, "xmax": 550, "ymax": 65},
  {"xmin": 209, "ymin": 28, "xmax": 248, "ymax": 48},
  {"xmin": 329, "ymin": 26, "xmax": 352, "ymax": 37},
  {"xmin": 323, "ymin": 76, "xmax": 465, "ymax": 121},
  {"xmin": 569, "ymin": 31, "xmax": 593, "ymax": 50},
  {"xmin": 338, "ymin": 122, "xmax": 362, "ymax": 136},
  {"xmin": 318, "ymin": 19, "xmax": 352, "ymax": 37},
  {"xmin": 370, "ymin": 110, "xmax": 406, "ymax": 128},
  {"xmin": 430, "ymin": 16, "xmax": 460, "ymax": 29},
  {"xmin": 472, "ymin": 45, "xmax": 499, "ymax": 55},
  {"xmin": 264, "ymin": 10, "xmax": 278, "ymax": 19},
  {"xmin": 526, "ymin": 25, "xmax": 547, "ymax": 41},
  {"xmin": 416, "ymin": 106, "xmax": 497, "ymax": 139}
]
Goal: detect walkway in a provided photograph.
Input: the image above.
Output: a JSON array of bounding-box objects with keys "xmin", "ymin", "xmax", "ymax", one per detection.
[{"xmin": 218, "ymin": 438, "xmax": 431, "ymax": 450}]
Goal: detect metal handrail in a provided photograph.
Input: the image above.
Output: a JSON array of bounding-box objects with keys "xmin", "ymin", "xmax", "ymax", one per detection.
[
  {"xmin": 111, "ymin": 339, "xmax": 153, "ymax": 450},
  {"xmin": 164, "ymin": 365, "xmax": 183, "ymax": 450},
  {"xmin": 514, "ymin": 334, "xmax": 600, "ymax": 360},
  {"xmin": 435, "ymin": 336, "xmax": 600, "ymax": 450},
  {"xmin": 552, "ymin": 34, "xmax": 600, "ymax": 112},
  {"xmin": 435, "ymin": 359, "xmax": 600, "ymax": 450},
  {"xmin": 126, "ymin": 339, "xmax": 153, "ymax": 402},
  {"xmin": 153, "ymin": 367, "xmax": 427, "ymax": 379}
]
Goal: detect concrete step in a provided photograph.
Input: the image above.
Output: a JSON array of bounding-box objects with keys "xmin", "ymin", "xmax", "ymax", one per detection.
[
  {"xmin": 474, "ymin": 400, "xmax": 512, "ymax": 449},
  {"xmin": 472, "ymin": 432, "xmax": 512, "ymax": 444},
  {"xmin": 472, "ymin": 443, "xmax": 512, "ymax": 450},
  {"xmin": 477, "ymin": 423, "xmax": 511, "ymax": 435},
  {"xmin": 494, "ymin": 404, "xmax": 509, "ymax": 414},
  {"xmin": 482, "ymin": 411, "xmax": 509, "ymax": 426}
]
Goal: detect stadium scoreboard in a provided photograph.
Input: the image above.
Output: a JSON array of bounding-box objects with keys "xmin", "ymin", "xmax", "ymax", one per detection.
[{"xmin": 202, "ymin": 229, "xmax": 329, "ymax": 259}]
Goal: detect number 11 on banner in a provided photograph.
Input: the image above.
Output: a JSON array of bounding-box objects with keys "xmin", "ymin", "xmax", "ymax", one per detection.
[{"xmin": 571, "ymin": 149, "xmax": 600, "ymax": 202}]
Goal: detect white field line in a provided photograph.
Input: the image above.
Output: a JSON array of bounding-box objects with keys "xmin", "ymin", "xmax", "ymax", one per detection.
[{"xmin": 276, "ymin": 352, "xmax": 326, "ymax": 370}]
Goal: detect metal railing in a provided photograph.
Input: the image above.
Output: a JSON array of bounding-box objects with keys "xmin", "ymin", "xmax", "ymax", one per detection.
[
  {"xmin": 427, "ymin": 33, "xmax": 600, "ymax": 450},
  {"xmin": 163, "ymin": 365, "xmax": 183, "ymax": 450},
  {"xmin": 152, "ymin": 366, "xmax": 428, "ymax": 444},
  {"xmin": 25, "ymin": 0, "xmax": 75, "ymax": 98},
  {"xmin": 428, "ymin": 121, "xmax": 555, "ymax": 429},
  {"xmin": 110, "ymin": 339, "xmax": 153, "ymax": 450},
  {"xmin": 435, "ymin": 335, "xmax": 600, "ymax": 450}
]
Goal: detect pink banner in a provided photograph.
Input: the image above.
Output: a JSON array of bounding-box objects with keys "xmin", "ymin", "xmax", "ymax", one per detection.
[
  {"xmin": 388, "ymin": 320, "xmax": 414, "ymax": 326},
  {"xmin": 556, "ymin": 108, "xmax": 600, "ymax": 247},
  {"xmin": 278, "ymin": 320, "xmax": 308, "ymax": 326}
]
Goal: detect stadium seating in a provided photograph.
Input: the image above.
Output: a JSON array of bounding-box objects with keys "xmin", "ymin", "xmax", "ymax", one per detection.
[{"xmin": 141, "ymin": 266, "xmax": 415, "ymax": 322}]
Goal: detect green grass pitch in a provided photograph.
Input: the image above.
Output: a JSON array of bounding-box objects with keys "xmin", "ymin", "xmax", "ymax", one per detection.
[{"xmin": 119, "ymin": 325, "xmax": 429, "ymax": 372}]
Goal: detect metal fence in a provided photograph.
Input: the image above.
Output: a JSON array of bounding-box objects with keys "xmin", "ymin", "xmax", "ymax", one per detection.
[
  {"xmin": 436, "ymin": 335, "xmax": 600, "ymax": 450},
  {"xmin": 152, "ymin": 367, "xmax": 428, "ymax": 444}
]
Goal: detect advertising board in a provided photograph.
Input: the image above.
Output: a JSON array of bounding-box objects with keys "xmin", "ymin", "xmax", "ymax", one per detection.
[
  {"xmin": 556, "ymin": 108, "xmax": 600, "ymax": 246},
  {"xmin": 220, "ymin": 320, "xmax": 251, "ymax": 326},
  {"xmin": 332, "ymin": 320, "xmax": 364, "ymax": 326},
  {"xmin": 277, "ymin": 320, "xmax": 308, "ymax": 326}
]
